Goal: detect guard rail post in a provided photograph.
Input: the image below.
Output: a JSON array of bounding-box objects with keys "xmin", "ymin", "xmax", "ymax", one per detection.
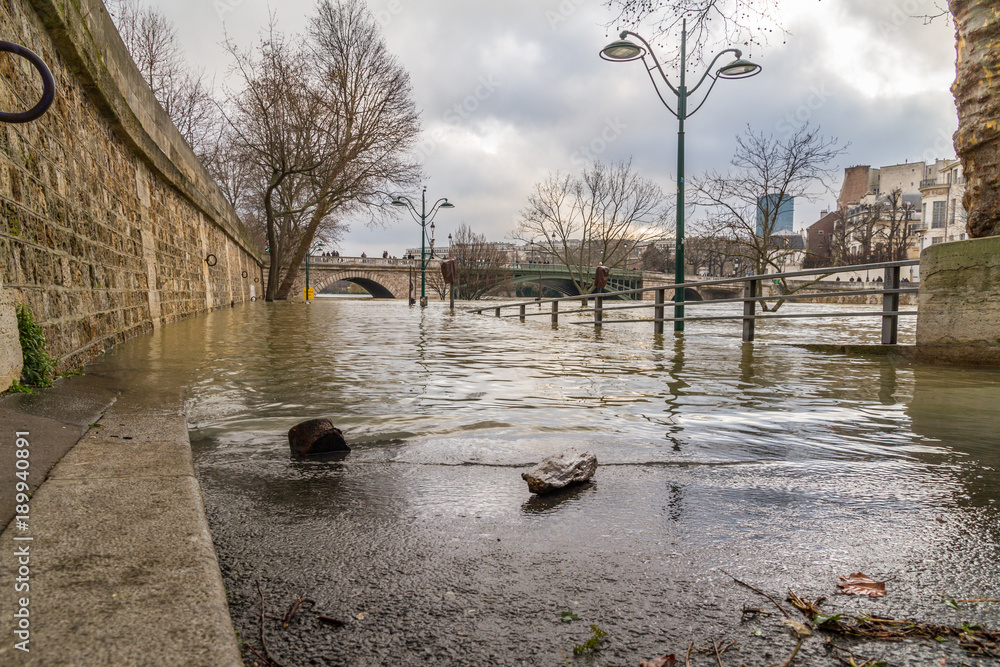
[
  {"xmin": 881, "ymin": 265, "xmax": 901, "ymax": 345},
  {"xmin": 742, "ymin": 279, "xmax": 758, "ymax": 342}
]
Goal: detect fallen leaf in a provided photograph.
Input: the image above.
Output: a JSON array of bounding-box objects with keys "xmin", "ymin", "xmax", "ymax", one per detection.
[
  {"xmin": 783, "ymin": 618, "xmax": 813, "ymax": 639},
  {"xmin": 355, "ymin": 612, "xmax": 367, "ymax": 620},
  {"xmin": 836, "ymin": 572, "xmax": 886, "ymax": 597},
  {"xmin": 639, "ymin": 654, "xmax": 676, "ymax": 667}
]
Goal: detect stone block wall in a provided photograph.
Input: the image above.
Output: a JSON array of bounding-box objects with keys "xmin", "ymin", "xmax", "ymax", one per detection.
[
  {"xmin": 917, "ymin": 235, "xmax": 1000, "ymax": 365},
  {"xmin": 0, "ymin": 0, "xmax": 262, "ymax": 390}
]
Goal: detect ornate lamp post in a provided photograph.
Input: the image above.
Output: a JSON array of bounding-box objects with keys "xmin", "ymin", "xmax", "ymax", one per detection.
[
  {"xmin": 392, "ymin": 187, "xmax": 454, "ymax": 307},
  {"xmin": 601, "ymin": 20, "xmax": 760, "ymax": 331}
]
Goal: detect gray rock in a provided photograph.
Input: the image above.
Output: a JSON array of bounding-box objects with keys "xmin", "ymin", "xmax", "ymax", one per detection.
[
  {"xmin": 288, "ymin": 418, "xmax": 350, "ymax": 458},
  {"xmin": 521, "ymin": 447, "xmax": 597, "ymax": 495}
]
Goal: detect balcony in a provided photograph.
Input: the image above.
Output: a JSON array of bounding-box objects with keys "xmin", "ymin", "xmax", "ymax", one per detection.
[{"xmin": 920, "ymin": 178, "xmax": 943, "ymax": 189}]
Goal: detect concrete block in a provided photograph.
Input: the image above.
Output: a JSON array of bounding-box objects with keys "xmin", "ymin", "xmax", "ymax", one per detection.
[{"xmin": 917, "ymin": 235, "xmax": 1000, "ymax": 364}]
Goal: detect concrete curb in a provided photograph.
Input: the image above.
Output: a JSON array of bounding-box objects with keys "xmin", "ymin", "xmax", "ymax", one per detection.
[{"xmin": 0, "ymin": 386, "xmax": 242, "ymax": 665}]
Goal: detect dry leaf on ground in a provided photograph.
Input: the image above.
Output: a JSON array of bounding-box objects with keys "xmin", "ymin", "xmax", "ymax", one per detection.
[{"xmin": 836, "ymin": 572, "xmax": 886, "ymax": 597}]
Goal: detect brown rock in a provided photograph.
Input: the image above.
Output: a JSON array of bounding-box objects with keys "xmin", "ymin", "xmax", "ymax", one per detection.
[{"xmin": 288, "ymin": 419, "xmax": 350, "ymax": 458}]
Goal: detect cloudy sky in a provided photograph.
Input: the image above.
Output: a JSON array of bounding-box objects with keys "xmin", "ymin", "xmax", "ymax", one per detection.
[{"xmin": 149, "ymin": 0, "xmax": 958, "ymax": 257}]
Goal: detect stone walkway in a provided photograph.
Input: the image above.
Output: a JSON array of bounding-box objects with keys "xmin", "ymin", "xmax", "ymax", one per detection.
[{"xmin": 0, "ymin": 373, "xmax": 241, "ymax": 666}]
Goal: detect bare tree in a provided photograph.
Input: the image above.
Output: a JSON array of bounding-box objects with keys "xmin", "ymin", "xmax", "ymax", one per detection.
[
  {"xmin": 605, "ymin": 0, "xmax": 783, "ymax": 61},
  {"xmin": 273, "ymin": 0, "xmax": 421, "ymax": 300},
  {"xmin": 446, "ymin": 224, "xmax": 513, "ymax": 300},
  {"xmin": 692, "ymin": 124, "xmax": 846, "ymax": 310},
  {"xmin": 846, "ymin": 202, "xmax": 883, "ymax": 264},
  {"xmin": 880, "ymin": 188, "xmax": 919, "ymax": 261},
  {"xmin": 106, "ymin": 0, "xmax": 216, "ymax": 155},
  {"xmin": 640, "ymin": 244, "xmax": 674, "ymax": 273},
  {"xmin": 828, "ymin": 206, "xmax": 853, "ymax": 265},
  {"xmin": 514, "ymin": 159, "xmax": 671, "ymax": 295},
  {"xmin": 219, "ymin": 21, "xmax": 328, "ymax": 301}
]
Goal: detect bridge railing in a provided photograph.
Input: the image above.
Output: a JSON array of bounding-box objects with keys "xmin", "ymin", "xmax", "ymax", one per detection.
[
  {"xmin": 305, "ymin": 255, "xmax": 420, "ymax": 267},
  {"xmin": 470, "ymin": 259, "xmax": 920, "ymax": 345}
]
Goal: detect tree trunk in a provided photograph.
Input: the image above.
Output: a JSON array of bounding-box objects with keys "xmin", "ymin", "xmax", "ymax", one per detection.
[
  {"xmin": 264, "ymin": 188, "xmax": 280, "ymax": 302},
  {"xmin": 951, "ymin": 0, "xmax": 1000, "ymax": 237},
  {"xmin": 275, "ymin": 200, "xmax": 333, "ymax": 300}
]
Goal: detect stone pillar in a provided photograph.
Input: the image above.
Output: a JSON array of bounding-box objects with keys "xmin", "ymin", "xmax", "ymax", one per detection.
[
  {"xmin": 0, "ymin": 280, "xmax": 22, "ymax": 391},
  {"xmin": 917, "ymin": 236, "xmax": 1000, "ymax": 364}
]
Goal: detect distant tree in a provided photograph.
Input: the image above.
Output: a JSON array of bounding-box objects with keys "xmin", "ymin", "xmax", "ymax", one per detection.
[
  {"xmin": 692, "ymin": 124, "xmax": 846, "ymax": 310},
  {"xmin": 640, "ymin": 244, "xmax": 674, "ymax": 273},
  {"xmin": 449, "ymin": 224, "xmax": 513, "ymax": 300},
  {"xmin": 880, "ymin": 187, "xmax": 919, "ymax": 261},
  {"xmin": 513, "ymin": 159, "xmax": 671, "ymax": 295},
  {"xmin": 847, "ymin": 202, "xmax": 883, "ymax": 264}
]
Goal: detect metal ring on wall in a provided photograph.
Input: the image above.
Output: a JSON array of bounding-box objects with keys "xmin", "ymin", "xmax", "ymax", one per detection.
[
  {"xmin": 0, "ymin": 42, "xmax": 55, "ymax": 123},
  {"xmin": 242, "ymin": 270, "xmax": 248, "ymax": 278},
  {"xmin": 205, "ymin": 254, "xmax": 217, "ymax": 266},
  {"xmin": 251, "ymin": 296, "xmax": 256, "ymax": 302},
  {"xmin": 254, "ymin": 277, "xmax": 259, "ymax": 283}
]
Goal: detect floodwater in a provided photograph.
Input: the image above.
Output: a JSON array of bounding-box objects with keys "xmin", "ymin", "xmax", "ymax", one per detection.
[{"xmin": 116, "ymin": 299, "xmax": 1000, "ymax": 665}]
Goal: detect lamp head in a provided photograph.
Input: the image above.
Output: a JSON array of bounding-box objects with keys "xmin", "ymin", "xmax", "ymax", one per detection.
[
  {"xmin": 391, "ymin": 197, "xmax": 406, "ymax": 207},
  {"xmin": 439, "ymin": 200, "xmax": 455, "ymax": 209},
  {"xmin": 600, "ymin": 37, "xmax": 645, "ymax": 62},
  {"xmin": 718, "ymin": 57, "xmax": 761, "ymax": 79}
]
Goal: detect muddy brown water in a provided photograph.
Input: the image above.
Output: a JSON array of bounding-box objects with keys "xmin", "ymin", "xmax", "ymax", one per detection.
[{"xmin": 96, "ymin": 299, "xmax": 1000, "ymax": 665}]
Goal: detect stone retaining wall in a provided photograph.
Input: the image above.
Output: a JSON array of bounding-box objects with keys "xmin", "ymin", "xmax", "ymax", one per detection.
[{"xmin": 0, "ymin": 0, "xmax": 262, "ymax": 391}]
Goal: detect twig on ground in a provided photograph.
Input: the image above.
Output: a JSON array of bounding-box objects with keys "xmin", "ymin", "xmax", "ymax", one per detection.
[
  {"xmin": 282, "ymin": 594, "xmax": 315, "ymax": 628},
  {"xmin": 720, "ymin": 569, "xmax": 791, "ymax": 618},
  {"xmin": 778, "ymin": 636, "xmax": 805, "ymax": 667},
  {"xmin": 316, "ymin": 615, "xmax": 345, "ymax": 627},
  {"xmin": 685, "ymin": 641, "xmax": 693, "ymax": 667},
  {"xmin": 713, "ymin": 639, "xmax": 723, "ymax": 667},
  {"xmin": 741, "ymin": 605, "xmax": 770, "ymax": 622},
  {"xmin": 255, "ymin": 581, "xmax": 282, "ymax": 667}
]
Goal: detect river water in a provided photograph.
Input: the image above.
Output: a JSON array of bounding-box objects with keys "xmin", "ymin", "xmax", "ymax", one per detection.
[{"xmin": 106, "ymin": 299, "xmax": 1000, "ymax": 665}]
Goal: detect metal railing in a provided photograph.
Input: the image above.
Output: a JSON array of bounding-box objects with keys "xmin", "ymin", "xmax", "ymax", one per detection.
[{"xmin": 471, "ymin": 259, "xmax": 919, "ymax": 345}]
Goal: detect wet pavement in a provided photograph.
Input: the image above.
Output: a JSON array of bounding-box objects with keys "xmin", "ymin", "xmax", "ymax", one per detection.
[{"xmin": 144, "ymin": 299, "xmax": 999, "ymax": 665}]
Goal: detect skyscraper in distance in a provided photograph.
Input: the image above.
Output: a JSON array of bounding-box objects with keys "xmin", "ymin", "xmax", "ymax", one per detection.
[{"xmin": 756, "ymin": 194, "xmax": 795, "ymax": 236}]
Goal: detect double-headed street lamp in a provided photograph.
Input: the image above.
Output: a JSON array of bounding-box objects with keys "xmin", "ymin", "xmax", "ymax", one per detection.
[
  {"xmin": 392, "ymin": 187, "xmax": 454, "ymax": 306},
  {"xmin": 601, "ymin": 19, "xmax": 761, "ymax": 332}
]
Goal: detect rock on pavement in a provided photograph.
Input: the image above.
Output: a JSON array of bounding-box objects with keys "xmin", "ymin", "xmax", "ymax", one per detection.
[{"xmin": 521, "ymin": 447, "xmax": 597, "ymax": 495}]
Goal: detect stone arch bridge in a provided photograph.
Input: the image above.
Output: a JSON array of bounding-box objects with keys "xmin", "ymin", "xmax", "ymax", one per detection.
[{"xmin": 282, "ymin": 257, "xmax": 739, "ymax": 301}]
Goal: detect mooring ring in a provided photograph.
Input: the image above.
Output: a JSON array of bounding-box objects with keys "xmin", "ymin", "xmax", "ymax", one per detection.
[
  {"xmin": 0, "ymin": 42, "xmax": 55, "ymax": 123},
  {"xmin": 205, "ymin": 254, "xmax": 217, "ymax": 266},
  {"xmin": 242, "ymin": 270, "xmax": 248, "ymax": 278}
]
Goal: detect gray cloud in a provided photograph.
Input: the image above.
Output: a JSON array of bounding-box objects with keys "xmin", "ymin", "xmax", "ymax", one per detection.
[{"xmin": 148, "ymin": 0, "xmax": 958, "ymax": 253}]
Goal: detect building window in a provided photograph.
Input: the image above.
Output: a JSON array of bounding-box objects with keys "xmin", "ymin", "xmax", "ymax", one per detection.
[
  {"xmin": 932, "ymin": 201, "xmax": 946, "ymax": 228},
  {"xmin": 932, "ymin": 237, "xmax": 943, "ymax": 244}
]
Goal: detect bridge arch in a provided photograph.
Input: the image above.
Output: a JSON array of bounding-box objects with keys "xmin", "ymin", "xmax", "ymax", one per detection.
[{"xmin": 306, "ymin": 269, "xmax": 406, "ymax": 299}]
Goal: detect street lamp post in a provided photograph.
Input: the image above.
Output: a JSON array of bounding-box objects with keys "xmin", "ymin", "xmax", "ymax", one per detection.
[
  {"xmin": 601, "ymin": 20, "xmax": 760, "ymax": 331},
  {"xmin": 304, "ymin": 243, "xmax": 323, "ymax": 301},
  {"xmin": 392, "ymin": 187, "xmax": 454, "ymax": 307}
]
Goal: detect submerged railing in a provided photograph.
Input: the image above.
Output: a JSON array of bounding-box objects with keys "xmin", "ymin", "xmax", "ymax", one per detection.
[{"xmin": 470, "ymin": 259, "xmax": 920, "ymax": 345}]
